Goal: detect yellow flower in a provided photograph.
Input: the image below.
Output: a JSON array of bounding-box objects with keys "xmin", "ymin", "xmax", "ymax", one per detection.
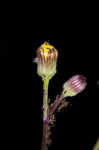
[{"xmin": 36, "ymin": 42, "xmax": 58, "ymax": 79}]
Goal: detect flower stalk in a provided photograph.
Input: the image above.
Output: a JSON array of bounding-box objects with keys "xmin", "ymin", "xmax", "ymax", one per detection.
[
  {"xmin": 41, "ymin": 78, "xmax": 49, "ymax": 150},
  {"xmin": 43, "ymin": 78, "xmax": 49, "ymax": 122},
  {"xmin": 49, "ymin": 94, "xmax": 65, "ymax": 116}
]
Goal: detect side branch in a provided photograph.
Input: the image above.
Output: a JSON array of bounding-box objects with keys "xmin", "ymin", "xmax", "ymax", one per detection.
[{"xmin": 49, "ymin": 93, "xmax": 69, "ymax": 117}]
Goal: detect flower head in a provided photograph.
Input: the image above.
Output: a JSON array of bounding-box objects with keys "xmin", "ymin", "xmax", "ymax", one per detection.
[
  {"xmin": 36, "ymin": 42, "xmax": 58, "ymax": 79},
  {"xmin": 63, "ymin": 75, "xmax": 87, "ymax": 97}
]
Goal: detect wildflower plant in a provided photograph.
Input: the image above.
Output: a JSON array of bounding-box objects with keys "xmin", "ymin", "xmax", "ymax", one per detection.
[{"xmin": 34, "ymin": 42, "xmax": 87, "ymax": 150}]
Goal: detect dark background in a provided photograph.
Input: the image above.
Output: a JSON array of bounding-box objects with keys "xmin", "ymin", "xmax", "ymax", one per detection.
[
  {"xmin": 0, "ymin": 40, "xmax": 8, "ymax": 56},
  {"xmin": 0, "ymin": 40, "xmax": 8, "ymax": 148},
  {"xmin": 31, "ymin": 39, "xmax": 99, "ymax": 150}
]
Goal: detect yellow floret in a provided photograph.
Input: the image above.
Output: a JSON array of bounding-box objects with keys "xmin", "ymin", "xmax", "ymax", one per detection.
[
  {"xmin": 41, "ymin": 42, "xmax": 57, "ymax": 59},
  {"xmin": 43, "ymin": 42, "xmax": 54, "ymax": 52}
]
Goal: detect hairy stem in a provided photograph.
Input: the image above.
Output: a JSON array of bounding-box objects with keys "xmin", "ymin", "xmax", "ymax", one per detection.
[
  {"xmin": 49, "ymin": 94, "xmax": 64, "ymax": 116},
  {"xmin": 41, "ymin": 78, "xmax": 49, "ymax": 150},
  {"xmin": 43, "ymin": 78, "xmax": 49, "ymax": 121},
  {"xmin": 41, "ymin": 122, "xmax": 49, "ymax": 150}
]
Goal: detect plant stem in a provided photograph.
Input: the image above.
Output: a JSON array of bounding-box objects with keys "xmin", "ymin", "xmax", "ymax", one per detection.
[
  {"xmin": 41, "ymin": 78, "xmax": 49, "ymax": 150},
  {"xmin": 49, "ymin": 93, "xmax": 69, "ymax": 117},
  {"xmin": 49, "ymin": 94, "xmax": 64, "ymax": 116},
  {"xmin": 43, "ymin": 78, "xmax": 49, "ymax": 121}
]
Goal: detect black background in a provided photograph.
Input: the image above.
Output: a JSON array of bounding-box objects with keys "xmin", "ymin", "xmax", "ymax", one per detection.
[
  {"xmin": 31, "ymin": 39, "xmax": 99, "ymax": 150},
  {"xmin": 0, "ymin": 40, "xmax": 8, "ymax": 56}
]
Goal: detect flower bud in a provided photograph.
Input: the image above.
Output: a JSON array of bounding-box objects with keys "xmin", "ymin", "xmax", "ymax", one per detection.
[
  {"xmin": 36, "ymin": 42, "xmax": 58, "ymax": 79},
  {"xmin": 63, "ymin": 75, "xmax": 87, "ymax": 97}
]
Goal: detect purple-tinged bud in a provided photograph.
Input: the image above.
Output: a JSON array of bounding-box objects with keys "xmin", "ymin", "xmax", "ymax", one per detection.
[
  {"xmin": 63, "ymin": 75, "xmax": 87, "ymax": 97},
  {"xmin": 36, "ymin": 42, "xmax": 58, "ymax": 79}
]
